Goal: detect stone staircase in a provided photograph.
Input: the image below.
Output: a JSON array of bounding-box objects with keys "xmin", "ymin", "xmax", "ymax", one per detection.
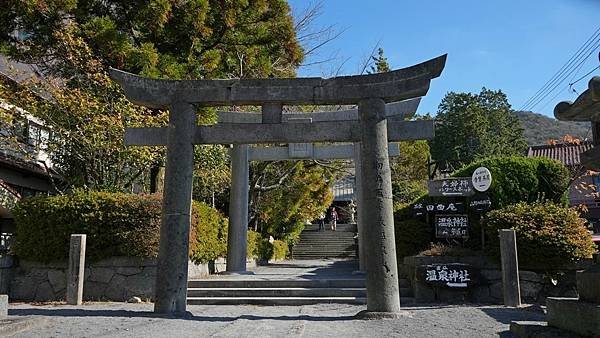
[
  {"xmin": 186, "ymin": 259, "xmax": 415, "ymax": 306},
  {"xmin": 187, "ymin": 278, "xmax": 367, "ymax": 305},
  {"xmin": 292, "ymin": 223, "xmax": 357, "ymax": 260}
]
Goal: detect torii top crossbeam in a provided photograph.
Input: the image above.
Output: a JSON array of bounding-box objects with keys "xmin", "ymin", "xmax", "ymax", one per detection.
[{"xmin": 109, "ymin": 55, "xmax": 446, "ymax": 109}]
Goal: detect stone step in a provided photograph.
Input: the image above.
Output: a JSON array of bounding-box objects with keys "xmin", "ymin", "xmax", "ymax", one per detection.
[
  {"xmin": 187, "ymin": 287, "xmax": 366, "ymax": 298},
  {"xmin": 187, "ymin": 296, "xmax": 367, "ymax": 305},
  {"xmin": 292, "ymin": 255, "xmax": 357, "ymax": 259},
  {"xmin": 188, "ymin": 279, "xmax": 366, "ymax": 289}
]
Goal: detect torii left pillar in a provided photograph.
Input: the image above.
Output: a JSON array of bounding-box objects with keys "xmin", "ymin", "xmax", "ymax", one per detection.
[{"xmin": 155, "ymin": 102, "xmax": 195, "ymax": 314}]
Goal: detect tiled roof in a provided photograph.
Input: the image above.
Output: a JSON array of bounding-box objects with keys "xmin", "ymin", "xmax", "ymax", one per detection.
[{"xmin": 527, "ymin": 141, "xmax": 594, "ymax": 167}]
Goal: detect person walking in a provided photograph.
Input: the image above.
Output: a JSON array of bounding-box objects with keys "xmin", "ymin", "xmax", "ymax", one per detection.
[
  {"xmin": 329, "ymin": 207, "xmax": 338, "ymax": 231},
  {"xmin": 318, "ymin": 212, "xmax": 326, "ymax": 231}
]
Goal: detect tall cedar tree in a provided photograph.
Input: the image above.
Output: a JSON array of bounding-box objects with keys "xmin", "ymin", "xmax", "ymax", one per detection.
[{"xmin": 430, "ymin": 88, "xmax": 527, "ymax": 166}]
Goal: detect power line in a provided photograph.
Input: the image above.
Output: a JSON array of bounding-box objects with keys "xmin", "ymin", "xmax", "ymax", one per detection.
[
  {"xmin": 526, "ymin": 38, "xmax": 600, "ymax": 111},
  {"xmin": 570, "ymin": 64, "xmax": 600, "ymax": 87},
  {"xmin": 520, "ymin": 26, "xmax": 600, "ymax": 111},
  {"xmin": 522, "ymin": 33, "xmax": 600, "ymax": 112}
]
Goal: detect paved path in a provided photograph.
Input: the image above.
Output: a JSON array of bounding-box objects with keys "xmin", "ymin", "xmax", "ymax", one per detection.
[
  {"xmin": 203, "ymin": 259, "xmax": 363, "ymax": 281},
  {"xmin": 4, "ymin": 260, "xmax": 546, "ymax": 337},
  {"xmin": 7, "ymin": 302, "xmax": 544, "ymax": 337}
]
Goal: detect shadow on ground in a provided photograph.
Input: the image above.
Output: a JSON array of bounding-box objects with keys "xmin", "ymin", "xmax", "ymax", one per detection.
[{"xmin": 9, "ymin": 308, "xmax": 357, "ymax": 322}]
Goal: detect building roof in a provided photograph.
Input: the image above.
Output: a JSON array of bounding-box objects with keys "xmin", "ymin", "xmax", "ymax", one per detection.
[{"xmin": 527, "ymin": 141, "xmax": 594, "ymax": 167}]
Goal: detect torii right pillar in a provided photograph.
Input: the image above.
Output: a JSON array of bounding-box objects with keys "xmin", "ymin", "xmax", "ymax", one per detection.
[{"xmin": 358, "ymin": 98, "xmax": 401, "ymax": 316}]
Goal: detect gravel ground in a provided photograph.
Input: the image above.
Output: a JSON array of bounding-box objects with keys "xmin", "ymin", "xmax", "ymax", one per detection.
[{"xmin": 6, "ymin": 302, "xmax": 545, "ymax": 337}]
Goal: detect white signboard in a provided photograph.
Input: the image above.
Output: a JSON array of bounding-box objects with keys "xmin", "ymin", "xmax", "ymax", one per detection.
[{"xmin": 471, "ymin": 167, "xmax": 492, "ymax": 192}]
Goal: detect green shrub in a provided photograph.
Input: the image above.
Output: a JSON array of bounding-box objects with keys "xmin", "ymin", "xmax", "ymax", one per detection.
[
  {"xmin": 453, "ymin": 156, "xmax": 569, "ymax": 209},
  {"xmin": 393, "ymin": 156, "xmax": 571, "ymax": 258},
  {"xmin": 247, "ymin": 230, "xmax": 260, "ymax": 259},
  {"xmin": 485, "ymin": 202, "xmax": 595, "ymax": 269},
  {"xmin": 189, "ymin": 201, "xmax": 228, "ymax": 264},
  {"xmin": 271, "ymin": 240, "xmax": 288, "ymax": 260},
  {"xmin": 13, "ymin": 190, "xmax": 228, "ymax": 263},
  {"xmin": 394, "ymin": 217, "xmax": 435, "ymax": 259},
  {"xmin": 257, "ymin": 238, "xmax": 274, "ymax": 260}
]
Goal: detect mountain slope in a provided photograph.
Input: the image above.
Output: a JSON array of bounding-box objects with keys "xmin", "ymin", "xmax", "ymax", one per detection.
[{"xmin": 515, "ymin": 111, "xmax": 591, "ymax": 146}]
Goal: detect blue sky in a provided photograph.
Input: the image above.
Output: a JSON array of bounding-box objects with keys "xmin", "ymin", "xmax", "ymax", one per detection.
[{"xmin": 288, "ymin": 0, "xmax": 600, "ymax": 117}]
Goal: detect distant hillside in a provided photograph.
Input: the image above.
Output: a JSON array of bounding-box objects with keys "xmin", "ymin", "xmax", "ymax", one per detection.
[{"xmin": 515, "ymin": 111, "xmax": 591, "ymax": 146}]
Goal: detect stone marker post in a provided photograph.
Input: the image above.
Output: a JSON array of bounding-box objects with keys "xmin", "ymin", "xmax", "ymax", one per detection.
[
  {"xmin": 359, "ymin": 98, "xmax": 401, "ymax": 315},
  {"xmin": 67, "ymin": 234, "xmax": 86, "ymax": 305},
  {"xmin": 499, "ymin": 229, "xmax": 521, "ymax": 307},
  {"xmin": 154, "ymin": 102, "xmax": 195, "ymax": 314}
]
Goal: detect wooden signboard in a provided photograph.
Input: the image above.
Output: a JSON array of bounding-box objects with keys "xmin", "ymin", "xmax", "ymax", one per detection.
[
  {"xmin": 413, "ymin": 202, "xmax": 465, "ymax": 216},
  {"xmin": 435, "ymin": 214, "xmax": 469, "ymax": 238},
  {"xmin": 428, "ymin": 178, "xmax": 474, "ymax": 197}
]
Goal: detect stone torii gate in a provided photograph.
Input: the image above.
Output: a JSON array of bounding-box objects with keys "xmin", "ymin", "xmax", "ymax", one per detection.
[
  {"xmin": 110, "ymin": 54, "xmax": 446, "ymax": 317},
  {"xmin": 217, "ymin": 98, "xmax": 421, "ymax": 274}
]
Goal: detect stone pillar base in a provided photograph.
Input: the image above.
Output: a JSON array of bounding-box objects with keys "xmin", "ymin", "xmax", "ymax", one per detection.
[{"xmin": 355, "ymin": 310, "xmax": 409, "ymax": 320}]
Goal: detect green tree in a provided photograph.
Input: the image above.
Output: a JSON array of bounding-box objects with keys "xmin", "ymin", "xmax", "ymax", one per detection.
[
  {"xmin": 0, "ymin": 0, "xmax": 304, "ymax": 192},
  {"xmin": 369, "ymin": 48, "xmax": 390, "ymax": 73},
  {"xmin": 430, "ymin": 88, "xmax": 527, "ymax": 165},
  {"xmin": 0, "ymin": 0, "xmax": 303, "ymax": 79},
  {"xmin": 250, "ymin": 160, "xmax": 336, "ymax": 245}
]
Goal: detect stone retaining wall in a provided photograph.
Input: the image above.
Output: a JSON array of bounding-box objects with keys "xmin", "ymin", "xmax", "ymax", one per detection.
[
  {"xmin": 402, "ymin": 255, "xmax": 593, "ymax": 304},
  {"xmin": 9, "ymin": 257, "xmax": 211, "ymax": 302}
]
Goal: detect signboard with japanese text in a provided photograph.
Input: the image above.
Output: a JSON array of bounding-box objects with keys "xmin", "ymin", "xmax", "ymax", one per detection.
[
  {"xmin": 471, "ymin": 167, "xmax": 492, "ymax": 192},
  {"xmin": 413, "ymin": 201, "xmax": 465, "ymax": 216},
  {"xmin": 428, "ymin": 178, "xmax": 474, "ymax": 197},
  {"xmin": 417, "ymin": 263, "xmax": 477, "ymax": 288},
  {"xmin": 469, "ymin": 194, "xmax": 492, "ymax": 213},
  {"xmin": 435, "ymin": 214, "xmax": 469, "ymax": 238}
]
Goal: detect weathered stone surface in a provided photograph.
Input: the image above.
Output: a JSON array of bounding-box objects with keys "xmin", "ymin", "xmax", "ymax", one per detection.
[
  {"xmin": 115, "ymin": 267, "xmax": 143, "ymax": 276},
  {"xmin": 510, "ymin": 321, "xmax": 575, "ymax": 338},
  {"xmin": 227, "ymin": 144, "xmax": 249, "ymax": 273},
  {"xmin": 35, "ymin": 281, "xmax": 55, "ymax": 301},
  {"xmin": 9, "ymin": 276, "xmax": 36, "ymax": 300},
  {"xmin": 520, "ymin": 281, "xmax": 543, "ymax": 302},
  {"xmin": 83, "ymin": 281, "xmax": 108, "ymax": 301},
  {"xmin": 520, "ymin": 271, "xmax": 544, "ymax": 283},
  {"xmin": 547, "ymin": 297, "xmax": 600, "ymax": 337},
  {"xmin": 88, "ymin": 267, "xmax": 115, "ymax": 283},
  {"xmin": 109, "ymin": 55, "xmax": 446, "ymax": 108},
  {"xmin": 125, "ymin": 120, "xmax": 435, "ymax": 146},
  {"xmin": 490, "ymin": 282, "xmax": 503, "ymax": 300},
  {"xmin": 125, "ymin": 275, "xmax": 154, "ymax": 299},
  {"xmin": 67, "ymin": 234, "xmax": 86, "ymax": 305},
  {"xmin": 217, "ymin": 98, "xmax": 421, "ymax": 124},
  {"xmin": 480, "ymin": 269, "xmax": 502, "ymax": 281},
  {"xmin": 414, "ymin": 282, "xmax": 436, "ymax": 303},
  {"xmin": 0, "ymin": 295, "xmax": 7, "ymax": 318},
  {"xmin": 92, "ymin": 256, "xmax": 156, "ymax": 268},
  {"xmin": 471, "ymin": 286, "xmax": 494, "ymax": 304},
  {"xmin": 47, "ymin": 270, "xmax": 66, "ymax": 293},
  {"xmin": 104, "ymin": 274, "xmax": 126, "ymax": 301},
  {"xmin": 576, "ymin": 265, "xmax": 600, "ymax": 303}
]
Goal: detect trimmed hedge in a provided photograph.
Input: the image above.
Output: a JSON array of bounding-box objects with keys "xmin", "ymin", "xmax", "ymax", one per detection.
[
  {"xmin": 453, "ymin": 156, "xmax": 569, "ymax": 209},
  {"xmin": 246, "ymin": 231, "xmax": 288, "ymax": 261},
  {"xmin": 485, "ymin": 202, "xmax": 595, "ymax": 269},
  {"xmin": 12, "ymin": 191, "xmax": 228, "ymax": 263}
]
